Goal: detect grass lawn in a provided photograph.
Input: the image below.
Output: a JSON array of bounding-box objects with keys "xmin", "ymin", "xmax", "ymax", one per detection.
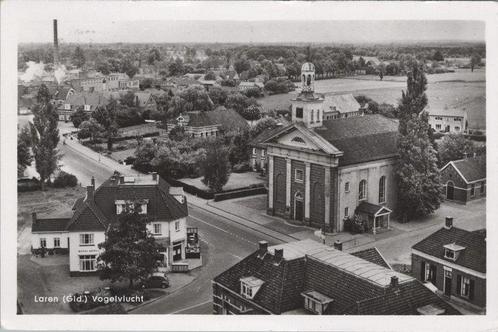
[
  {"xmin": 259, "ymin": 68, "xmax": 486, "ymax": 129},
  {"xmin": 181, "ymin": 172, "xmax": 264, "ymax": 192},
  {"xmin": 118, "ymin": 123, "xmax": 167, "ymax": 137}
]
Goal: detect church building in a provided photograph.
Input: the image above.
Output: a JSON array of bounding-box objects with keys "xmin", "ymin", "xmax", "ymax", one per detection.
[{"xmin": 258, "ymin": 63, "xmax": 399, "ymax": 233}]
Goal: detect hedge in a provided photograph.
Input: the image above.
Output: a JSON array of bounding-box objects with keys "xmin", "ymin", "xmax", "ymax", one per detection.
[
  {"xmin": 113, "ymin": 131, "xmax": 160, "ymax": 143},
  {"xmin": 213, "ymin": 186, "xmax": 267, "ymax": 202}
]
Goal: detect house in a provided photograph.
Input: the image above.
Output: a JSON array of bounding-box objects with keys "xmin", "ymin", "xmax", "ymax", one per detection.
[
  {"xmin": 254, "ymin": 62, "xmax": 399, "ymax": 233},
  {"xmin": 57, "ymin": 91, "xmax": 109, "ymax": 121},
  {"xmin": 70, "ymin": 72, "xmax": 139, "ymax": 93},
  {"xmin": 213, "ymin": 239, "xmax": 460, "ymax": 315},
  {"xmin": 412, "ymin": 217, "xmax": 486, "ymax": 310},
  {"xmin": 440, "ymin": 155, "xmax": 486, "ymax": 203},
  {"xmin": 238, "ymin": 81, "xmax": 264, "ymax": 92},
  {"xmin": 31, "ymin": 173, "xmax": 190, "ymax": 276},
  {"xmin": 427, "ymin": 108, "xmax": 468, "ymax": 134},
  {"xmin": 322, "ymin": 94, "xmax": 364, "ymax": 120},
  {"xmin": 353, "ymin": 56, "xmax": 382, "ymax": 67},
  {"xmin": 168, "ymin": 108, "xmax": 249, "ymax": 139},
  {"xmin": 134, "ymin": 92, "xmax": 157, "ymax": 112}
]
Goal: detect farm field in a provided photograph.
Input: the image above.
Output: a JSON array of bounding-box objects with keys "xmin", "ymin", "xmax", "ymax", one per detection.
[{"xmin": 260, "ymin": 68, "xmax": 486, "ymax": 130}]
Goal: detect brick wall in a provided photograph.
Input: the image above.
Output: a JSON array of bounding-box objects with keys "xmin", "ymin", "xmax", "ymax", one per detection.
[
  {"xmin": 273, "ymin": 157, "xmax": 287, "ymax": 216},
  {"xmin": 412, "ymin": 254, "xmax": 486, "ymax": 308},
  {"xmin": 310, "ymin": 164, "xmax": 325, "ymax": 225}
]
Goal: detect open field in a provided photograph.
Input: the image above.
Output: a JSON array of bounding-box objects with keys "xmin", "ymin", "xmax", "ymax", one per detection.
[{"xmin": 260, "ymin": 68, "xmax": 486, "ymax": 129}]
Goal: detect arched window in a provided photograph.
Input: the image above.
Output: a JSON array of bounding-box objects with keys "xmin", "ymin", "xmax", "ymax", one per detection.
[
  {"xmin": 359, "ymin": 180, "xmax": 367, "ymax": 201},
  {"xmin": 291, "ymin": 136, "xmax": 305, "ymax": 144},
  {"xmin": 379, "ymin": 176, "xmax": 386, "ymax": 203}
]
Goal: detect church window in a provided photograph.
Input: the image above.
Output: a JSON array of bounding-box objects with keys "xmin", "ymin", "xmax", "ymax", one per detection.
[
  {"xmin": 296, "ymin": 108, "xmax": 303, "ymax": 119},
  {"xmin": 379, "ymin": 176, "xmax": 386, "ymax": 203},
  {"xmin": 295, "ymin": 169, "xmax": 304, "ymax": 183},
  {"xmin": 359, "ymin": 180, "xmax": 367, "ymax": 201}
]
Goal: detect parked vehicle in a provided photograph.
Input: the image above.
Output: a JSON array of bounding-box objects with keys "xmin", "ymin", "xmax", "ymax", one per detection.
[{"xmin": 140, "ymin": 273, "xmax": 169, "ymax": 289}]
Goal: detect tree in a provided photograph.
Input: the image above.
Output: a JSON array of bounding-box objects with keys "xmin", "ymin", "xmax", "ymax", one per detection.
[
  {"xmin": 18, "ymin": 126, "xmax": 33, "ymax": 177},
  {"xmin": 72, "ymin": 46, "xmax": 86, "ymax": 68},
  {"xmin": 70, "ymin": 107, "xmax": 89, "ymax": 128},
  {"xmin": 30, "ymin": 84, "xmax": 60, "ymax": 190},
  {"xmin": 208, "ymin": 86, "xmax": 228, "ymax": 107},
  {"xmin": 121, "ymin": 91, "xmax": 137, "ymax": 108},
  {"xmin": 98, "ymin": 207, "xmax": 165, "ymax": 289},
  {"xmin": 179, "ymin": 86, "xmax": 213, "ymax": 112},
  {"xmin": 226, "ymin": 129, "xmax": 251, "ymax": 166},
  {"xmin": 244, "ymin": 87, "xmax": 262, "ymax": 98},
  {"xmin": 379, "ymin": 71, "xmax": 384, "ymax": 81},
  {"xmin": 139, "ymin": 78, "xmax": 153, "ymax": 90},
  {"xmin": 396, "ymin": 65, "xmax": 442, "ymax": 221},
  {"xmin": 438, "ymin": 133, "xmax": 478, "ymax": 167},
  {"xmin": 234, "ymin": 58, "xmax": 251, "ymax": 74},
  {"xmin": 204, "ymin": 71, "xmax": 216, "ymax": 81},
  {"xmin": 121, "ymin": 58, "xmax": 138, "ymax": 78},
  {"xmin": 78, "ymin": 118, "xmax": 103, "ymax": 142},
  {"xmin": 433, "ymin": 50, "xmax": 444, "ymax": 62},
  {"xmin": 168, "ymin": 58, "xmax": 185, "ymax": 76},
  {"xmin": 201, "ymin": 140, "xmax": 231, "ymax": 192},
  {"xmin": 226, "ymin": 93, "xmax": 249, "ymax": 113},
  {"xmin": 250, "ymin": 117, "xmax": 278, "ymax": 137},
  {"xmin": 92, "ymin": 101, "xmax": 118, "ymax": 150},
  {"xmin": 147, "ymin": 48, "xmax": 161, "ymax": 65},
  {"xmin": 239, "ymin": 105, "xmax": 261, "ymax": 124},
  {"xmin": 470, "ymin": 53, "xmax": 481, "ymax": 72}
]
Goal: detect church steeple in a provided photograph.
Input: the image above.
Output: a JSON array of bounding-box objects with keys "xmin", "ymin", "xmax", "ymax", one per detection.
[{"xmin": 291, "ymin": 62, "xmax": 324, "ymax": 128}]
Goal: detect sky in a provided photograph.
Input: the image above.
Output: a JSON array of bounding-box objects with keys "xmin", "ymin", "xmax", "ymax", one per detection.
[
  {"xmin": 18, "ymin": 20, "xmax": 485, "ymax": 45},
  {"xmin": 9, "ymin": 1, "xmax": 485, "ymax": 44}
]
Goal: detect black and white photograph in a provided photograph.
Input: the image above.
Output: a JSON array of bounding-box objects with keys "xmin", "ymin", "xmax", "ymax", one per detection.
[{"xmin": 1, "ymin": 1, "xmax": 497, "ymax": 331}]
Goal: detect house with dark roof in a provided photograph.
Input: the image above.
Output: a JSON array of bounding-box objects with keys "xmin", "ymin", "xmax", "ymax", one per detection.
[
  {"xmin": 440, "ymin": 155, "xmax": 486, "ymax": 204},
  {"xmin": 169, "ymin": 108, "xmax": 249, "ymax": 139},
  {"xmin": 31, "ymin": 173, "xmax": 190, "ymax": 276},
  {"xmin": 412, "ymin": 217, "xmax": 486, "ymax": 310},
  {"xmin": 57, "ymin": 91, "xmax": 109, "ymax": 122},
  {"xmin": 213, "ymin": 239, "xmax": 460, "ymax": 315},
  {"xmin": 322, "ymin": 94, "xmax": 364, "ymax": 120},
  {"xmin": 253, "ymin": 62, "xmax": 398, "ymax": 233}
]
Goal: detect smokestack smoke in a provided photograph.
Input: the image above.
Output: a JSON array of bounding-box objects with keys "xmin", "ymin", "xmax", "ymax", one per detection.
[{"xmin": 53, "ymin": 19, "xmax": 59, "ymax": 65}]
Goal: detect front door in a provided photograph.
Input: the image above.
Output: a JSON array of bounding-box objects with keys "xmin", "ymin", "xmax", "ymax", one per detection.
[
  {"xmin": 444, "ymin": 270, "xmax": 452, "ymax": 296},
  {"xmin": 446, "ymin": 182, "xmax": 454, "ymax": 200},
  {"xmin": 173, "ymin": 242, "xmax": 182, "ymax": 261}
]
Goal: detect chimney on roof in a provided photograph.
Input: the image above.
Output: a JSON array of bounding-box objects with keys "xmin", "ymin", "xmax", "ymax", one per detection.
[
  {"xmin": 445, "ymin": 217, "xmax": 453, "ymax": 229},
  {"xmin": 258, "ymin": 241, "xmax": 268, "ymax": 256},
  {"xmin": 333, "ymin": 240, "xmax": 343, "ymax": 251},
  {"xmin": 274, "ymin": 248, "xmax": 284, "ymax": 261},
  {"xmin": 390, "ymin": 276, "xmax": 399, "ymax": 288},
  {"xmin": 86, "ymin": 185, "xmax": 94, "ymax": 202},
  {"xmin": 32, "ymin": 212, "xmax": 37, "ymax": 223},
  {"xmin": 91, "ymin": 176, "xmax": 95, "ymax": 187}
]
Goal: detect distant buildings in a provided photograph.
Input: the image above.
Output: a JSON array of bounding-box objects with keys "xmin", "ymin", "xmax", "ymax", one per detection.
[
  {"xmin": 322, "ymin": 94, "xmax": 364, "ymax": 120},
  {"xmin": 440, "ymin": 155, "xmax": 486, "ymax": 203},
  {"xmin": 31, "ymin": 173, "xmax": 190, "ymax": 276},
  {"xmin": 213, "ymin": 239, "xmax": 460, "ymax": 315},
  {"xmin": 168, "ymin": 108, "xmax": 249, "ymax": 138},
  {"xmin": 427, "ymin": 109, "xmax": 468, "ymax": 134},
  {"xmin": 70, "ymin": 72, "xmax": 139, "ymax": 93},
  {"xmin": 57, "ymin": 91, "xmax": 109, "ymax": 121},
  {"xmin": 412, "ymin": 217, "xmax": 486, "ymax": 310}
]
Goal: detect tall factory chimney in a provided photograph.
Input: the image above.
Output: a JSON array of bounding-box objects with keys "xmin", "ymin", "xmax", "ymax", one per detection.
[{"xmin": 53, "ymin": 19, "xmax": 59, "ymax": 65}]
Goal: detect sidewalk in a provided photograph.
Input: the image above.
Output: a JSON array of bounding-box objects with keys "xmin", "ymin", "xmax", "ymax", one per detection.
[{"xmin": 64, "ymin": 137, "xmax": 138, "ymax": 176}]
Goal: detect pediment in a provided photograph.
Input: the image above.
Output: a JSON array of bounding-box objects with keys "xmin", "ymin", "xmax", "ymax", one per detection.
[{"xmin": 275, "ymin": 129, "xmax": 321, "ymax": 151}]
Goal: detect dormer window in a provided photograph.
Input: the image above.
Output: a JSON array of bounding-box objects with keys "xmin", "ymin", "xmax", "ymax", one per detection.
[
  {"xmin": 240, "ymin": 276, "xmax": 264, "ymax": 300},
  {"xmin": 302, "ymin": 290, "xmax": 333, "ymax": 315},
  {"xmin": 443, "ymin": 243, "xmax": 465, "ymax": 261},
  {"xmin": 84, "ymin": 104, "xmax": 90, "ymax": 111}
]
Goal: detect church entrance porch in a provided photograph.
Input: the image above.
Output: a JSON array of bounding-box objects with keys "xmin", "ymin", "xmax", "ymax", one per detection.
[{"xmin": 355, "ymin": 202, "xmax": 392, "ymax": 235}]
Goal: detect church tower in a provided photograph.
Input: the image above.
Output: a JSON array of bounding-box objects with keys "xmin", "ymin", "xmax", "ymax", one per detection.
[{"xmin": 291, "ymin": 62, "xmax": 324, "ymax": 128}]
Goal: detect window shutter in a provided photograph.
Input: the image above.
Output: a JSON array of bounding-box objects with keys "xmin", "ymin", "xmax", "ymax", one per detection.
[
  {"xmin": 456, "ymin": 275, "xmax": 461, "ymax": 295},
  {"xmin": 420, "ymin": 261, "xmax": 425, "ymax": 281},
  {"xmin": 469, "ymin": 279, "xmax": 475, "ymax": 300}
]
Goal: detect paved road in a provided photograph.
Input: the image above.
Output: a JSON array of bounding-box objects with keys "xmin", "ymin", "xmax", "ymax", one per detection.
[{"xmin": 130, "ymin": 206, "xmax": 281, "ymax": 314}]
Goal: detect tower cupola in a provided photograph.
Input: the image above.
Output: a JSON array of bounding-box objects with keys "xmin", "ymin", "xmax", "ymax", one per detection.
[{"xmin": 301, "ymin": 62, "xmax": 315, "ymax": 93}]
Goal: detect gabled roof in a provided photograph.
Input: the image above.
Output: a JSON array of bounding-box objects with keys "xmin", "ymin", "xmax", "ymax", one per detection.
[
  {"xmin": 426, "ymin": 108, "xmax": 467, "ymax": 118},
  {"xmin": 186, "ymin": 109, "xmax": 249, "ymax": 131},
  {"xmin": 134, "ymin": 92, "xmax": 154, "ymax": 107},
  {"xmin": 412, "ymin": 226, "xmax": 486, "ymax": 274},
  {"xmin": 65, "ymin": 174, "xmax": 188, "ymax": 232},
  {"xmin": 323, "ymin": 94, "xmax": 361, "ymax": 114},
  {"xmin": 32, "ymin": 218, "xmax": 70, "ymax": 233},
  {"xmin": 214, "ymin": 239, "xmax": 459, "ymax": 315},
  {"xmin": 356, "ymin": 202, "xmax": 392, "ymax": 216},
  {"xmin": 441, "ymin": 155, "xmax": 486, "ymax": 183},
  {"xmin": 66, "ymin": 91, "xmax": 109, "ymax": 110},
  {"xmin": 351, "ymin": 247, "xmax": 391, "ymax": 269}
]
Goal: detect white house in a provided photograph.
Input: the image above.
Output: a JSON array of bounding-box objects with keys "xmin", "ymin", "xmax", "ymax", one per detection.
[
  {"xmin": 31, "ymin": 173, "xmax": 190, "ymax": 276},
  {"xmin": 427, "ymin": 109, "xmax": 468, "ymax": 134}
]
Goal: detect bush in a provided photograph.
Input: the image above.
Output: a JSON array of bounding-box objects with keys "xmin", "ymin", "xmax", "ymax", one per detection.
[
  {"xmin": 232, "ymin": 162, "xmax": 250, "ymax": 173},
  {"xmin": 52, "ymin": 171, "xmax": 78, "ymax": 188},
  {"xmin": 213, "ymin": 186, "xmax": 267, "ymax": 202},
  {"xmin": 343, "ymin": 214, "xmax": 367, "ymax": 234},
  {"xmin": 18, "ymin": 177, "xmax": 41, "ymax": 192}
]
